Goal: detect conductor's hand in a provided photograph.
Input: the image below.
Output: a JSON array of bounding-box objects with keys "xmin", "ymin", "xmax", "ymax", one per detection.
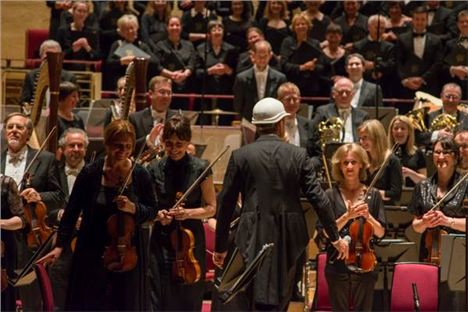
[
  {"xmin": 213, "ymin": 251, "xmax": 227, "ymax": 269},
  {"xmin": 332, "ymin": 237, "xmax": 349, "ymax": 260}
]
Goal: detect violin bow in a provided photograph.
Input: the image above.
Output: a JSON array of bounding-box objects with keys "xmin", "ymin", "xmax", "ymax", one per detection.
[
  {"xmin": 18, "ymin": 126, "xmax": 57, "ymax": 190},
  {"xmin": 170, "ymin": 145, "xmax": 230, "ymax": 211},
  {"xmin": 118, "ymin": 140, "xmax": 148, "ymax": 195},
  {"xmin": 428, "ymin": 171, "xmax": 468, "ymax": 212},
  {"xmin": 363, "ymin": 143, "xmax": 399, "ymax": 200}
]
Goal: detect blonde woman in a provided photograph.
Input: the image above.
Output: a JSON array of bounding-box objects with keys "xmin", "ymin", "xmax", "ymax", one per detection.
[
  {"xmin": 359, "ymin": 119, "xmax": 402, "ymax": 204},
  {"xmin": 320, "ymin": 143, "xmax": 385, "ymax": 311},
  {"xmin": 388, "ymin": 115, "xmax": 427, "ymax": 186},
  {"xmin": 256, "ymin": 0, "xmax": 290, "ymax": 55}
]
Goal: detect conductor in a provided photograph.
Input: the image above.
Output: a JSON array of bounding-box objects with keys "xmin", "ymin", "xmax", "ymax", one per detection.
[{"xmin": 214, "ymin": 98, "xmax": 348, "ymax": 310}]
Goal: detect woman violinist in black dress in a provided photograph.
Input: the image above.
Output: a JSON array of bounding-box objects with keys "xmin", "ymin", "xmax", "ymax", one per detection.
[
  {"xmin": 41, "ymin": 120, "xmax": 157, "ymax": 311},
  {"xmin": 148, "ymin": 115, "xmax": 216, "ymax": 311}
]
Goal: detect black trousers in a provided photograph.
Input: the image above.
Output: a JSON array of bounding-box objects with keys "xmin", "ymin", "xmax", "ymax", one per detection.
[{"xmin": 325, "ymin": 268, "xmax": 377, "ymax": 312}]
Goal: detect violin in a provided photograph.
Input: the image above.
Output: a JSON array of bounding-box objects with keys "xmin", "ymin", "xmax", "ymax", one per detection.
[
  {"xmin": 102, "ymin": 162, "xmax": 138, "ymax": 273},
  {"xmin": 1, "ymin": 241, "xmax": 8, "ymax": 292},
  {"xmin": 22, "ymin": 173, "xmax": 53, "ymax": 249},
  {"xmin": 346, "ymin": 188, "xmax": 377, "ymax": 273},
  {"xmin": 170, "ymin": 192, "xmax": 201, "ymax": 284}
]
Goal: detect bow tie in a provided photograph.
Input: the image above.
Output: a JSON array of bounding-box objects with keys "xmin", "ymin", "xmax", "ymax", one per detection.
[
  {"xmin": 338, "ymin": 108, "xmax": 351, "ymax": 120},
  {"xmin": 427, "ymin": 8, "xmax": 437, "ymax": 13},
  {"xmin": 65, "ymin": 168, "xmax": 80, "ymax": 176},
  {"xmin": 413, "ymin": 32, "xmax": 426, "ymax": 38},
  {"xmin": 8, "ymin": 151, "xmax": 25, "ymax": 164}
]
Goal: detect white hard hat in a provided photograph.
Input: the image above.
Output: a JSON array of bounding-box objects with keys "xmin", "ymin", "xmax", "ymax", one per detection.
[{"xmin": 251, "ymin": 97, "xmax": 290, "ymax": 125}]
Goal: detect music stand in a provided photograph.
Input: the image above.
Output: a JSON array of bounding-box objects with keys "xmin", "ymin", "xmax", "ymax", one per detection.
[
  {"xmin": 374, "ymin": 239, "xmax": 418, "ymax": 310},
  {"xmin": 215, "ymin": 243, "xmax": 274, "ymax": 304},
  {"xmin": 441, "ymin": 234, "xmax": 465, "ymax": 291},
  {"xmin": 384, "ymin": 206, "xmax": 413, "ymax": 239}
]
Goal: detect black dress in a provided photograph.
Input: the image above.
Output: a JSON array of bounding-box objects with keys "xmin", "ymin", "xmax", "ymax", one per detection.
[
  {"xmin": 394, "ymin": 145, "xmax": 426, "ymax": 187},
  {"xmin": 58, "ymin": 114, "xmax": 85, "ymax": 140},
  {"xmin": 256, "ymin": 17, "xmax": 291, "ymax": 55},
  {"xmin": 148, "ymin": 154, "xmax": 209, "ymax": 311},
  {"xmin": 222, "ymin": 16, "xmax": 252, "ymax": 53},
  {"xmin": 55, "ymin": 159, "xmax": 157, "ymax": 311},
  {"xmin": 322, "ymin": 185, "xmax": 386, "ymax": 312}
]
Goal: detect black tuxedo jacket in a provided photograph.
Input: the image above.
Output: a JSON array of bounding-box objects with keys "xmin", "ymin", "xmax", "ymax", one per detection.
[
  {"xmin": 233, "ymin": 67, "xmax": 287, "ymax": 122},
  {"xmin": 128, "ymin": 107, "xmax": 178, "ymax": 152},
  {"xmin": 1, "ymin": 146, "xmax": 64, "ymax": 222}
]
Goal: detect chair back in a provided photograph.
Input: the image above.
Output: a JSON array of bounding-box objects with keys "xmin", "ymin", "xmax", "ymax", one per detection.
[
  {"xmin": 311, "ymin": 252, "xmax": 332, "ymax": 311},
  {"xmin": 203, "ymin": 222, "xmax": 216, "ymax": 281},
  {"xmin": 390, "ymin": 262, "xmax": 439, "ymax": 312},
  {"xmin": 34, "ymin": 262, "xmax": 54, "ymax": 312},
  {"xmin": 25, "ymin": 29, "xmax": 49, "ymax": 68}
]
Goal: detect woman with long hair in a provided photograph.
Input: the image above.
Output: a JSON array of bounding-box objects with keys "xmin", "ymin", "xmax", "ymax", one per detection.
[
  {"xmin": 358, "ymin": 119, "xmax": 402, "ymax": 204},
  {"xmin": 388, "ymin": 115, "xmax": 427, "ymax": 186}
]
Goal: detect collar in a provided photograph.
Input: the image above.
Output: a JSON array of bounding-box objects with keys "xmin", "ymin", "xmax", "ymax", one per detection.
[
  {"xmin": 65, "ymin": 160, "xmax": 85, "ymax": 175},
  {"xmin": 7, "ymin": 145, "xmax": 28, "ymax": 160},
  {"xmin": 354, "ymin": 79, "xmax": 363, "ymax": 89},
  {"xmin": 151, "ymin": 108, "xmax": 167, "ymax": 122},
  {"xmin": 253, "ymin": 65, "xmax": 269, "ymax": 75},
  {"xmin": 412, "ymin": 30, "xmax": 427, "ymax": 38},
  {"xmin": 191, "ymin": 7, "xmax": 209, "ymax": 18}
]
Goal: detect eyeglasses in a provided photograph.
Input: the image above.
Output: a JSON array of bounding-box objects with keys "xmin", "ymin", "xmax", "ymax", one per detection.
[
  {"xmin": 433, "ymin": 150, "xmax": 454, "ymax": 156},
  {"xmin": 335, "ymin": 89, "xmax": 354, "ymax": 96}
]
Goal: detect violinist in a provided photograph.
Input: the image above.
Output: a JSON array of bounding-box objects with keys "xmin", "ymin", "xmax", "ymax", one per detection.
[
  {"xmin": 408, "ymin": 137, "xmax": 467, "ymax": 311},
  {"xmin": 358, "ymin": 119, "xmax": 402, "ymax": 204},
  {"xmin": 40, "ymin": 120, "xmax": 157, "ymax": 311},
  {"xmin": 321, "ymin": 143, "xmax": 385, "ymax": 312},
  {"xmin": 0, "ymin": 174, "xmax": 26, "ymax": 312},
  {"xmin": 388, "ymin": 115, "xmax": 427, "ymax": 187},
  {"xmin": 148, "ymin": 115, "xmax": 216, "ymax": 311},
  {"xmin": 48, "ymin": 128, "xmax": 88, "ymax": 311},
  {"xmin": 409, "ymin": 137, "xmax": 466, "ymax": 246},
  {"xmin": 1, "ymin": 112, "xmax": 64, "ymax": 311}
]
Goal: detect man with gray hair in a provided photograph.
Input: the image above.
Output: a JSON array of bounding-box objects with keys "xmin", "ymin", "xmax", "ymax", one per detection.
[
  {"xmin": 49, "ymin": 127, "xmax": 88, "ymax": 310},
  {"xmin": 19, "ymin": 39, "xmax": 76, "ymax": 110},
  {"xmin": 214, "ymin": 97, "xmax": 348, "ymax": 310}
]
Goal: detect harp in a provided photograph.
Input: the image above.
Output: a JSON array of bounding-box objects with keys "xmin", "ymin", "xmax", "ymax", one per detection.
[
  {"xmin": 120, "ymin": 57, "xmax": 149, "ymax": 121},
  {"xmin": 28, "ymin": 52, "xmax": 63, "ymax": 152}
]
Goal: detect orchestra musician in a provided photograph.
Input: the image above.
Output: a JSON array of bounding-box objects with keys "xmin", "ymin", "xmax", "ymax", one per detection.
[
  {"xmin": 41, "ymin": 120, "xmax": 157, "ymax": 311},
  {"xmin": 103, "ymin": 76, "xmax": 126, "ymax": 128},
  {"xmin": 388, "ymin": 115, "xmax": 427, "ymax": 187},
  {"xmin": 358, "ymin": 119, "xmax": 403, "ymax": 204},
  {"xmin": 128, "ymin": 75, "xmax": 178, "ymax": 153},
  {"xmin": 214, "ymin": 98, "xmax": 348, "ymax": 311},
  {"xmin": 0, "ymin": 174, "xmax": 26, "ymax": 312},
  {"xmin": 48, "ymin": 128, "xmax": 88, "ymax": 311},
  {"xmin": 319, "ymin": 143, "xmax": 385, "ymax": 312},
  {"xmin": 1, "ymin": 112, "xmax": 64, "ymax": 311},
  {"xmin": 57, "ymin": 81, "xmax": 85, "ymax": 140},
  {"xmin": 148, "ymin": 115, "xmax": 216, "ymax": 311},
  {"xmin": 455, "ymin": 130, "xmax": 468, "ymax": 174},
  {"xmin": 408, "ymin": 137, "xmax": 467, "ymax": 311}
]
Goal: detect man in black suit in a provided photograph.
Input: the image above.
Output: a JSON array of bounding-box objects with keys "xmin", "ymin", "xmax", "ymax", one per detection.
[
  {"xmin": 233, "ymin": 40, "xmax": 287, "ymax": 122},
  {"xmin": 426, "ymin": 1, "xmax": 457, "ymax": 42},
  {"xmin": 396, "ymin": 6, "xmax": 444, "ymax": 99},
  {"xmin": 19, "ymin": 40, "xmax": 76, "ymax": 111},
  {"xmin": 345, "ymin": 53, "xmax": 383, "ymax": 108},
  {"xmin": 277, "ymin": 82, "xmax": 311, "ymax": 148},
  {"xmin": 443, "ymin": 10, "xmax": 468, "ymax": 99},
  {"xmin": 1, "ymin": 112, "xmax": 64, "ymax": 311},
  {"xmin": 416, "ymin": 83, "xmax": 468, "ymax": 147},
  {"xmin": 213, "ymin": 97, "xmax": 348, "ymax": 311},
  {"xmin": 49, "ymin": 127, "xmax": 88, "ymax": 310},
  {"xmin": 351, "ymin": 15, "xmax": 397, "ymax": 97},
  {"xmin": 128, "ymin": 75, "xmax": 177, "ymax": 153}
]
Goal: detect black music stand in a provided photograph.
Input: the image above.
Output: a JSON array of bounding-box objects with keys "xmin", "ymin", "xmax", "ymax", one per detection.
[
  {"xmin": 384, "ymin": 206, "xmax": 414, "ymax": 239},
  {"xmin": 215, "ymin": 243, "xmax": 274, "ymax": 304},
  {"xmin": 374, "ymin": 239, "xmax": 418, "ymax": 310},
  {"xmin": 441, "ymin": 234, "xmax": 466, "ymax": 291}
]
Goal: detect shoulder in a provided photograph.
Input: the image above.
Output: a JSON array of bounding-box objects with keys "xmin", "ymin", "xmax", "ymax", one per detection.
[
  {"xmin": 237, "ymin": 68, "xmax": 253, "ymax": 79},
  {"xmin": 269, "ymin": 67, "xmax": 286, "ymax": 79}
]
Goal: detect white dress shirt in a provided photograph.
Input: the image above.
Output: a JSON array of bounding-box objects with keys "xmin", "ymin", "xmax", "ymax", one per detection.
[
  {"xmin": 285, "ymin": 117, "xmax": 300, "ymax": 147},
  {"xmin": 65, "ymin": 160, "xmax": 85, "ymax": 195},
  {"xmin": 351, "ymin": 79, "xmax": 363, "ymax": 108},
  {"xmin": 338, "ymin": 108, "xmax": 354, "ymax": 143},
  {"xmin": 413, "ymin": 32, "xmax": 426, "ymax": 60},
  {"xmin": 5, "ymin": 146, "xmax": 28, "ymax": 186},
  {"xmin": 254, "ymin": 65, "xmax": 269, "ymax": 100}
]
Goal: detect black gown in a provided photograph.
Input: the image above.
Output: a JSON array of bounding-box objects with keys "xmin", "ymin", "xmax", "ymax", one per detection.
[
  {"xmin": 394, "ymin": 145, "xmax": 426, "ymax": 187},
  {"xmin": 55, "ymin": 159, "xmax": 157, "ymax": 311},
  {"xmin": 148, "ymin": 154, "xmax": 210, "ymax": 311},
  {"xmin": 365, "ymin": 155, "xmax": 403, "ymax": 205}
]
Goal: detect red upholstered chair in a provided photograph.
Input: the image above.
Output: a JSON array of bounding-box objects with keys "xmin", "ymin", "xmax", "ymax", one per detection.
[
  {"xmin": 25, "ymin": 29, "xmax": 49, "ymax": 68},
  {"xmin": 310, "ymin": 252, "xmax": 332, "ymax": 311},
  {"xmin": 203, "ymin": 222, "xmax": 216, "ymax": 281},
  {"xmin": 34, "ymin": 262, "xmax": 54, "ymax": 312},
  {"xmin": 390, "ymin": 262, "xmax": 439, "ymax": 312}
]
